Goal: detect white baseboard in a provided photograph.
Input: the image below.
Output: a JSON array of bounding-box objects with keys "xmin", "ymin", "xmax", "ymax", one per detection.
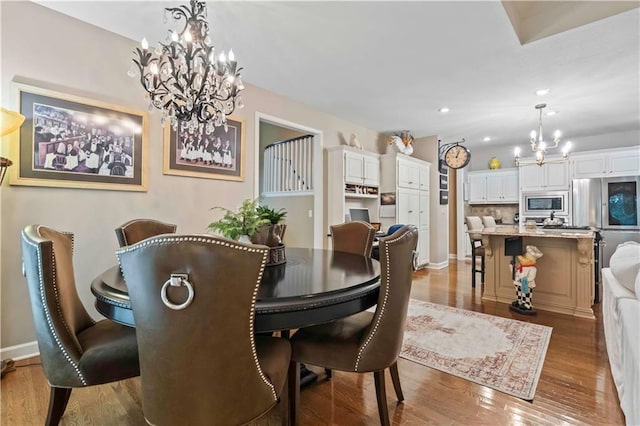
[
  {"xmin": 426, "ymin": 260, "xmax": 449, "ymax": 270},
  {"xmin": 448, "ymin": 253, "xmax": 457, "ymax": 259},
  {"xmin": 1, "ymin": 341, "xmax": 39, "ymax": 361}
]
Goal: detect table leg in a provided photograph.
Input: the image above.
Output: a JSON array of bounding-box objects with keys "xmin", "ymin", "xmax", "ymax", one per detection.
[{"xmin": 280, "ymin": 330, "xmax": 318, "ymax": 388}]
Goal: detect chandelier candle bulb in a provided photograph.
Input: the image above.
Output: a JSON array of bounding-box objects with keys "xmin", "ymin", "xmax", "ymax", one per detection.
[{"xmin": 141, "ymin": 38, "xmax": 148, "ymax": 50}]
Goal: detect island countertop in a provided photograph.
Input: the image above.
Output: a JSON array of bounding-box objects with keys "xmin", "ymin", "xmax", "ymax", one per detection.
[
  {"xmin": 476, "ymin": 225, "xmax": 595, "ymax": 319},
  {"xmin": 472, "ymin": 225, "xmax": 595, "ymax": 240}
]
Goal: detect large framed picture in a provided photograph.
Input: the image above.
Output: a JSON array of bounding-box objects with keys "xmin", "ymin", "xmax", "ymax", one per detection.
[
  {"xmin": 163, "ymin": 117, "xmax": 245, "ymax": 181},
  {"xmin": 10, "ymin": 83, "xmax": 148, "ymax": 191}
]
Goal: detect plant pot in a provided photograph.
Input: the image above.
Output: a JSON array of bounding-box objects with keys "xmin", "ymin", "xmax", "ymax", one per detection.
[
  {"xmin": 238, "ymin": 235, "xmax": 252, "ymax": 244},
  {"xmin": 251, "ymin": 224, "xmax": 284, "ymax": 247},
  {"xmin": 266, "ymin": 245, "xmax": 286, "ymax": 267}
]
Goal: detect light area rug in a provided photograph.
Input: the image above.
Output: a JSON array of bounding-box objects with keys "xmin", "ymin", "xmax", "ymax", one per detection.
[{"xmin": 400, "ymin": 299, "xmax": 552, "ymax": 400}]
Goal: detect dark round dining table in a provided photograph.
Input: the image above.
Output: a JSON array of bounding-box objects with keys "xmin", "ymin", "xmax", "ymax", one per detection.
[{"xmin": 91, "ymin": 247, "xmax": 381, "ymax": 333}]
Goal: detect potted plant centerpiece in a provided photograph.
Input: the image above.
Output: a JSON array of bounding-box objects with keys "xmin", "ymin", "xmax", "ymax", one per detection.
[
  {"xmin": 254, "ymin": 204, "xmax": 288, "ymax": 266},
  {"xmin": 207, "ymin": 199, "xmax": 287, "ymax": 266},
  {"xmin": 255, "ymin": 205, "xmax": 287, "ymax": 247},
  {"xmin": 208, "ymin": 199, "xmax": 269, "ymax": 243}
]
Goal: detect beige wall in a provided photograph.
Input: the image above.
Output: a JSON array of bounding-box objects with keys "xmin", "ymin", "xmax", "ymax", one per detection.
[{"xmin": 0, "ymin": 2, "xmax": 380, "ymax": 348}]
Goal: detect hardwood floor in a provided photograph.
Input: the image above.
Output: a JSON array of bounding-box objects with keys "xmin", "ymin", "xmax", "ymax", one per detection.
[{"xmin": 1, "ymin": 260, "xmax": 624, "ymax": 425}]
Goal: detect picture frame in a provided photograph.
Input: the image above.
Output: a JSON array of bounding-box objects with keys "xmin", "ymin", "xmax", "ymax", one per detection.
[
  {"xmin": 439, "ymin": 159, "xmax": 448, "ymax": 175},
  {"xmin": 10, "ymin": 83, "xmax": 148, "ymax": 191},
  {"xmin": 440, "ymin": 190, "xmax": 449, "ymax": 205},
  {"xmin": 439, "ymin": 174, "xmax": 448, "ymax": 190},
  {"xmin": 163, "ymin": 117, "xmax": 245, "ymax": 181}
]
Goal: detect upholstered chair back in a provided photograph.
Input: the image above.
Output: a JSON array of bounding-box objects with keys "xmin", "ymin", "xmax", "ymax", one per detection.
[
  {"xmin": 330, "ymin": 221, "xmax": 376, "ymax": 257},
  {"xmin": 21, "ymin": 225, "xmax": 140, "ymax": 424},
  {"xmin": 355, "ymin": 224, "xmax": 418, "ymax": 371},
  {"xmin": 114, "ymin": 218, "xmax": 177, "ymax": 247},
  {"xmin": 117, "ymin": 235, "xmax": 282, "ymax": 425}
]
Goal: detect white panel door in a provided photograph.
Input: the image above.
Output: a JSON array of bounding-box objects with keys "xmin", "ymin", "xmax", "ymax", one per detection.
[
  {"xmin": 520, "ymin": 165, "xmax": 545, "ymax": 191},
  {"xmin": 418, "ymin": 164, "xmax": 430, "ymax": 192},
  {"xmin": 363, "ymin": 156, "xmax": 380, "ymax": 186},
  {"xmin": 608, "ymin": 151, "xmax": 640, "ymax": 176},
  {"xmin": 468, "ymin": 173, "xmax": 487, "ymax": 203},
  {"xmin": 544, "ymin": 162, "xmax": 570, "ymax": 190},
  {"xmin": 344, "ymin": 152, "xmax": 363, "ymax": 184},
  {"xmin": 419, "ymin": 191, "xmax": 429, "ymax": 226},
  {"xmin": 418, "ymin": 227, "xmax": 430, "ymax": 266},
  {"xmin": 397, "ymin": 188, "xmax": 419, "ymax": 226},
  {"xmin": 572, "ymin": 155, "xmax": 606, "ymax": 178},
  {"xmin": 502, "ymin": 172, "xmax": 519, "ymax": 202},
  {"xmin": 485, "ymin": 174, "xmax": 504, "ymax": 201},
  {"xmin": 398, "ymin": 159, "xmax": 420, "ymax": 189}
]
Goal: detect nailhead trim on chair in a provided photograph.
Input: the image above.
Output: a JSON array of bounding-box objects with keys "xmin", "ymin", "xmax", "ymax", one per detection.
[
  {"xmin": 117, "ymin": 235, "xmax": 278, "ymax": 401},
  {"xmin": 354, "ymin": 230, "xmax": 410, "ymax": 371},
  {"xmin": 22, "ymin": 229, "xmax": 87, "ymax": 386}
]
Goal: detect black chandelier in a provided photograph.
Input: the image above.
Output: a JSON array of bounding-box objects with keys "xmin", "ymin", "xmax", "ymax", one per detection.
[{"xmin": 132, "ymin": 0, "xmax": 244, "ymax": 134}]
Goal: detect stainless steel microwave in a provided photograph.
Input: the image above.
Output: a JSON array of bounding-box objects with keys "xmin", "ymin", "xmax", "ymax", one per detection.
[{"xmin": 522, "ymin": 191, "xmax": 569, "ymax": 217}]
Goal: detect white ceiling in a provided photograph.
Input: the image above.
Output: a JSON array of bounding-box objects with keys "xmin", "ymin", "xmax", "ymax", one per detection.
[{"xmin": 34, "ymin": 1, "xmax": 640, "ymax": 150}]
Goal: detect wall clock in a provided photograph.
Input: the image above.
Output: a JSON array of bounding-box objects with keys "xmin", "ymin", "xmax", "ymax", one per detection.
[{"xmin": 444, "ymin": 144, "xmax": 471, "ymax": 169}]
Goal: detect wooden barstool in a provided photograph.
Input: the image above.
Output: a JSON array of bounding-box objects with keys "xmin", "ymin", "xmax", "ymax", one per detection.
[{"xmin": 466, "ymin": 216, "xmax": 485, "ymax": 288}]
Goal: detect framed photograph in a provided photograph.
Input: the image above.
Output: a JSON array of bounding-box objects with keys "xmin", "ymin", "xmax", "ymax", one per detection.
[
  {"xmin": 10, "ymin": 83, "xmax": 148, "ymax": 191},
  {"xmin": 380, "ymin": 192, "xmax": 396, "ymax": 205},
  {"xmin": 439, "ymin": 159, "xmax": 448, "ymax": 175},
  {"xmin": 440, "ymin": 190, "xmax": 449, "ymax": 205},
  {"xmin": 163, "ymin": 117, "xmax": 245, "ymax": 181},
  {"xmin": 439, "ymin": 174, "xmax": 448, "ymax": 190}
]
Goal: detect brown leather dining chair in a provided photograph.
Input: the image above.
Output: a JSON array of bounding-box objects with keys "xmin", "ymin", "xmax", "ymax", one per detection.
[
  {"xmin": 20, "ymin": 225, "xmax": 140, "ymax": 426},
  {"xmin": 117, "ymin": 234, "xmax": 291, "ymax": 426},
  {"xmin": 114, "ymin": 218, "xmax": 177, "ymax": 247},
  {"xmin": 330, "ymin": 221, "xmax": 376, "ymax": 257},
  {"xmin": 466, "ymin": 216, "xmax": 485, "ymax": 288},
  {"xmin": 288, "ymin": 225, "xmax": 419, "ymax": 426}
]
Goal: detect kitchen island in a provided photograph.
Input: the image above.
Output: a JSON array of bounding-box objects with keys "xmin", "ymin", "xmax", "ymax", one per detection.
[{"xmin": 476, "ymin": 226, "xmax": 595, "ymax": 319}]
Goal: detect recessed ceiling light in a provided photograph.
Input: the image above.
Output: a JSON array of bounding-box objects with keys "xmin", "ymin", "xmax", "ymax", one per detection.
[
  {"xmin": 482, "ymin": 137, "xmax": 491, "ymax": 142},
  {"xmin": 535, "ymin": 89, "xmax": 550, "ymax": 96},
  {"xmin": 545, "ymin": 110, "xmax": 557, "ymax": 116},
  {"xmin": 438, "ymin": 107, "xmax": 450, "ymax": 113}
]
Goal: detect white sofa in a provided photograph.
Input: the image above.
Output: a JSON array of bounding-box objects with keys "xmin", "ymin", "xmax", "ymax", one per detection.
[{"xmin": 602, "ymin": 241, "xmax": 640, "ymax": 426}]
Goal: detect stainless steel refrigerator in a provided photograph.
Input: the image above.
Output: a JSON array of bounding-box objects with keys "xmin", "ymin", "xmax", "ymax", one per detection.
[{"xmin": 573, "ymin": 176, "xmax": 640, "ymax": 267}]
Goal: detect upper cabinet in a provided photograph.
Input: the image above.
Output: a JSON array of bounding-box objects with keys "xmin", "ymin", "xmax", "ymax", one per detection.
[
  {"xmin": 519, "ymin": 161, "xmax": 569, "ymax": 192},
  {"xmin": 397, "ymin": 159, "xmax": 421, "ymax": 189},
  {"xmin": 326, "ymin": 146, "xmax": 380, "ymax": 232},
  {"xmin": 467, "ymin": 169, "xmax": 518, "ymax": 204},
  {"xmin": 571, "ymin": 148, "xmax": 640, "ymax": 179},
  {"xmin": 344, "ymin": 150, "xmax": 380, "ymax": 186}
]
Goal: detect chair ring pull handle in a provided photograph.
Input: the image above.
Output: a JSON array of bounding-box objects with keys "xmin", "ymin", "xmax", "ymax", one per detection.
[{"xmin": 161, "ymin": 273, "xmax": 194, "ymax": 310}]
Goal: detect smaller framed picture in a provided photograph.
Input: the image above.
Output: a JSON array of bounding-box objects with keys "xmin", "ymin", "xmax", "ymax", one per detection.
[
  {"xmin": 439, "ymin": 159, "xmax": 448, "ymax": 175},
  {"xmin": 163, "ymin": 116, "xmax": 245, "ymax": 181},
  {"xmin": 440, "ymin": 190, "xmax": 449, "ymax": 205},
  {"xmin": 439, "ymin": 174, "xmax": 448, "ymax": 190},
  {"xmin": 380, "ymin": 192, "xmax": 396, "ymax": 205}
]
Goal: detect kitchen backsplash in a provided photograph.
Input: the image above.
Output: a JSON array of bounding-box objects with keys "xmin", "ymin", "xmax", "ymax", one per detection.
[{"xmin": 464, "ymin": 204, "xmax": 518, "ymax": 224}]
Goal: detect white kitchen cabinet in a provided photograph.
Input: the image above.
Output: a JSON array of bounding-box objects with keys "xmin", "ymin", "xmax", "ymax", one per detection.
[
  {"xmin": 326, "ymin": 146, "xmax": 380, "ymax": 233},
  {"xmin": 467, "ymin": 169, "xmax": 519, "ymax": 204},
  {"xmin": 519, "ymin": 160, "xmax": 569, "ymax": 191},
  {"xmin": 380, "ymin": 153, "xmax": 431, "ymax": 267},
  {"xmin": 344, "ymin": 150, "xmax": 380, "ymax": 186},
  {"xmin": 398, "ymin": 160, "xmax": 420, "ymax": 189},
  {"xmin": 571, "ymin": 148, "xmax": 640, "ymax": 178}
]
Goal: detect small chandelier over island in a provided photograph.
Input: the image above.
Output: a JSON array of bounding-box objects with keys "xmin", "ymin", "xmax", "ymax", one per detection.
[
  {"xmin": 131, "ymin": 0, "xmax": 244, "ymax": 134},
  {"xmin": 514, "ymin": 103, "xmax": 572, "ymax": 167}
]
